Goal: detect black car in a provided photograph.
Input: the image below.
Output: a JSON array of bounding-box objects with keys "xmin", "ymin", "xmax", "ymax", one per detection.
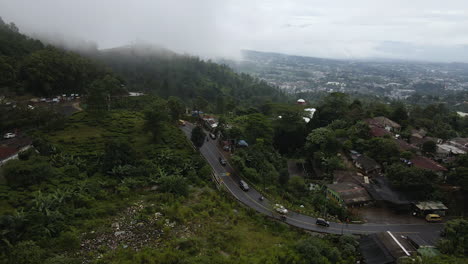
[
  {"xmin": 315, "ymin": 218, "xmax": 330, "ymax": 227},
  {"xmin": 239, "ymin": 180, "xmax": 250, "ymax": 191},
  {"xmin": 219, "ymin": 157, "xmax": 227, "ymax": 166}
]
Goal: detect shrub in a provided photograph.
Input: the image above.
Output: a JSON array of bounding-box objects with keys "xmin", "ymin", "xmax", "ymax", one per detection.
[
  {"xmin": 9, "ymin": 240, "xmax": 44, "ymax": 264},
  {"xmin": 4, "ymin": 157, "xmax": 55, "ymax": 187},
  {"xmin": 159, "ymin": 175, "xmax": 188, "ymax": 196},
  {"xmin": 54, "ymin": 231, "xmax": 80, "ymax": 251}
]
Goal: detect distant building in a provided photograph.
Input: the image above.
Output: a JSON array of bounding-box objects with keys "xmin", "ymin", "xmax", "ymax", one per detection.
[
  {"xmin": 354, "ymin": 155, "xmax": 381, "ymax": 175},
  {"xmin": 326, "ymin": 182, "xmax": 372, "ymax": 206},
  {"xmin": 128, "ymin": 92, "xmax": 144, "ymax": 97},
  {"xmin": 365, "ymin": 116, "xmax": 401, "ymax": 133}
]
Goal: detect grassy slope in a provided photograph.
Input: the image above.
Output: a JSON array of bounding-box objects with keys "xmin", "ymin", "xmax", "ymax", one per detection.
[{"xmin": 36, "ymin": 111, "xmax": 309, "ymax": 262}]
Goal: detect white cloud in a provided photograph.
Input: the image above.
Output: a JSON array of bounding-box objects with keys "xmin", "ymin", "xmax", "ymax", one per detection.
[{"xmin": 0, "ymin": 0, "xmax": 467, "ymax": 61}]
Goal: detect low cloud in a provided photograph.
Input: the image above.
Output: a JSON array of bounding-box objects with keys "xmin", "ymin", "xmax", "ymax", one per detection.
[{"xmin": 0, "ymin": 0, "xmax": 467, "ymax": 62}]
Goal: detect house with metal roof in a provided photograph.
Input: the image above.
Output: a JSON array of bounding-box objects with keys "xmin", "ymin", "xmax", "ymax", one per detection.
[
  {"xmin": 326, "ymin": 182, "xmax": 372, "ymax": 206},
  {"xmin": 354, "ymin": 155, "xmax": 381, "ymax": 175}
]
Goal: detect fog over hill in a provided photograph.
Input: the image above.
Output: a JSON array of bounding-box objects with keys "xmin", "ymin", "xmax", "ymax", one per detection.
[{"xmin": 1, "ymin": 0, "xmax": 468, "ymax": 62}]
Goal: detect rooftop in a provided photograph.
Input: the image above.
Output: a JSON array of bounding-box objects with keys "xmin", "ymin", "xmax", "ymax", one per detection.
[
  {"xmin": 414, "ymin": 201, "xmax": 448, "ymax": 211},
  {"xmin": 365, "ymin": 116, "xmax": 401, "ymax": 129},
  {"xmin": 369, "ymin": 126, "xmax": 392, "ymax": 137},
  {"xmin": 0, "ymin": 146, "xmax": 18, "ymax": 161},
  {"xmin": 437, "ymin": 144, "xmax": 466, "ymax": 155},
  {"xmin": 327, "ymin": 182, "xmax": 372, "ymax": 205},
  {"xmin": 355, "ymin": 155, "xmax": 381, "ymax": 171},
  {"xmin": 410, "ymin": 156, "xmax": 447, "ymax": 172},
  {"xmin": 395, "ymin": 138, "xmax": 417, "ymax": 151}
]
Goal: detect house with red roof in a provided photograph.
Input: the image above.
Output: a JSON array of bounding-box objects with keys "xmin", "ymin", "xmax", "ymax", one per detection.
[
  {"xmin": 0, "ymin": 136, "xmax": 33, "ymax": 166},
  {"xmin": 410, "ymin": 156, "xmax": 447, "ymax": 176}
]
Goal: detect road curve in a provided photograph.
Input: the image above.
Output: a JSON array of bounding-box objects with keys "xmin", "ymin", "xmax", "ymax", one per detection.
[{"xmin": 180, "ymin": 123, "xmax": 443, "ymax": 244}]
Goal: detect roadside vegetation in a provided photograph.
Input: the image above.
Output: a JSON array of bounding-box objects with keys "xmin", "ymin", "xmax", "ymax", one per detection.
[{"xmin": 0, "ymin": 97, "xmax": 361, "ymax": 264}]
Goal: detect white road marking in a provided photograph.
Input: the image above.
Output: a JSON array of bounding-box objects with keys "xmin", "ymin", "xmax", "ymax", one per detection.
[{"xmin": 387, "ymin": 231, "xmax": 410, "ymax": 256}]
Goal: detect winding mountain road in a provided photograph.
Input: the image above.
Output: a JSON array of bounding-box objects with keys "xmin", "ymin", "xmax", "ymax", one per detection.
[{"xmin": 180, "ymin": 123, "xmax": 443, "ymax": 245}]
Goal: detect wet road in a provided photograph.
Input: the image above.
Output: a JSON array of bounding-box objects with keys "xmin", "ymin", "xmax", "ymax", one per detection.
[{"xmin": 180, "ymin": 123, "xmax": 443, "ymax": 245}]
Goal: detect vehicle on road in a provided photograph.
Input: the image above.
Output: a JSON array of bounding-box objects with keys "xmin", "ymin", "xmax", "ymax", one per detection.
[
  {"xmin": 315, "ymin": 218, "xmax": 330, "ymax": 227},
  {"xmin": 274, "ymin": 204, "xmax": 288, "ymax": 215},
  {"xmin": 209, "ymin": 133, "xmax": 216, "ymax": 139},
  {"xmin": 219, "ymin": 157, "xmax": 227, "ymax": 166},
  {"xmin": 223, "ymin": 145, "xmax": 230, "ymax": 151},
  {"xmin": 239, "ymin": 180, "xmax": 250, "ymax": 191},
  {"xmin": 178, "ymin": 120, "xmax": 186, "ymax": 126},
  {"xmin": 3, "ymin": 133, "xmax": 16, "ymax": 139},
  {"xmin": 425, "ymin": 214, "xmax": 442, "ymax": 222}
]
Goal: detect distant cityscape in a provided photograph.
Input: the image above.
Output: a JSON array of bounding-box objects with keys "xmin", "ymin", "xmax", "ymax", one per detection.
[{"xmin": 223, "ymin": 50, "xmax": 468, "ymax": 100}]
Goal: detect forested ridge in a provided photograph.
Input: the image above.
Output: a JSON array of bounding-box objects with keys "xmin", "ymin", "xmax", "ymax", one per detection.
[
  {"xmin": 1, "ymin": 16, "xmax": 284, "ymax": 110},
  {"xmin": 90, "ymin": 44, "xmax": 285, "ymax": 108},
  {"xmin": 0, "ymin": 17, "xmax": 118, "ymax": 97}
]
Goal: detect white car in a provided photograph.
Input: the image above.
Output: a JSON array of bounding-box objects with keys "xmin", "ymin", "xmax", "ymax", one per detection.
[
  {"xmin": 274, "ymin": 204, "xmax": 288, "ymax": 215},
  {"xmin": 3, "ymin": 133, "xmax": 16, "ymax": 139}
]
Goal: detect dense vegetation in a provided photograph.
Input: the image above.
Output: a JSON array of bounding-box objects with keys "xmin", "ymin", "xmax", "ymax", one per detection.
[
  {"xmin": 211, "ymin": 92, "xmax": 468, "ymax": 223},
  {"xmin": 0, "ymin": 17, "xmax": 119, "ymax": 97},
  {"xmin": 88, "ymin": 44, "xmax": 285, "ymax": 110},
  {"xmin": 1, "ymin": 16, "xmax": 467, "ymax": 264},
  {"xmin": 0, "ymin": 97, "xmax": 360, "ymax": 263}
]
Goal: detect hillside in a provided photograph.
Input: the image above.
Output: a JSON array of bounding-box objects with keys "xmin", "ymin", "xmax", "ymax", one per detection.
[
  {"xmin": 91, "ymin": 44, "xmax": 285, "ymax": 108},
  {"xmin": 0, "ymin": 17, "xmax": 119, "ymax": 97}
]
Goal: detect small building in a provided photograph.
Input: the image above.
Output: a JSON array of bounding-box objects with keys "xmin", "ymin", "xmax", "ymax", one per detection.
[
  {"xmin": 296, "ymin": 98, "xmax": 306, "ymax": 105},
  {"xmin": 0, "ymin": 147, "xmax": 20, "ymax": 166},
  {"xmin": 394, "ymin": 138, "xmax": 418, "ymax": 152},
  {"xmin": 413, "ymin": 201, "xmax": 448, "ymax": 216},
  {"xmin": 332, "ymin": 170, "xmax": 361, "ymax": 184},
  {"xmin": 365, "ymin": 116, "xmax": 401, "ymax": 133},
  {"xmin": 326, "ymin": 182, "xmax": 372, "ymax": 206},
  {"xmin": 128, "ymin": 92, "xmax": 144, "ymax": 97},
  {"xmin": 349, "ymin": 150, "xmax": 360, "ymax": 160},
  {"xmin": 410, "ymin": 156, "xmax": 447, "ymax": 175},
  {"xmin": 369, "ymin": 126, "xmax": 392, "ymax": 137},
  {"xmin": 436, "ymin": 143, "xmax": 466, "ymax": 159},
  {"xmin": 237, "ymin": 140, "xmax": 249, "ymax": 147},
  {"xmin": 360, "ymin": 232, "xmax": 417, "ymax": 264},
  {"xmin": 354, "ymin": 155, "xmax": 381, "ymax": 175}
]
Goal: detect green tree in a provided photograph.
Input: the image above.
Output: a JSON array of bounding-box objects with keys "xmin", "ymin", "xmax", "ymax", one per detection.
[
  {"xmin": 159, "ymin": 175, "xmax": 189, "ymax": 196},
  {"xmin": 422, "ymin": 140, "xmax": 437, "ymax": 154},
  {"xmin": 305, "ymin": 128, "xmax": 339, "ymax": 155},
  {"xmin": 288, "ymin": 175, "xmax": 305, "ymax": 195},
  {"xmin": 167, "ymin": 96, "xmax": 185, "ymax": 122},
  {"xmin": 386, "ymin": 164, "xmax": 437, "ymax": 199},
  {"xmin": 3, "ymin": 157, "xmax": 54, "ymax": 187},
  {"xmin": 391, "ymin": 103, "xmax": 408, "ymax": 124},
  {"xmin": 243, "ymin": 113, "xmax": 273, "ymax": 144},
  {"xmin": 191, "ymin": 126, "xmax": 206, "ymax": 148},
  {"xmin": 438, "ymin": 219, "xmax": 468, "ymax": 257},
  {"xmin": 364, "ymin": 137, "xmax": 399, "ymax": 164},
  {"xmin": 273, "ymin": 108, "xmax": 306, "ymax": 154},
  {"xmin": 144, "ymin": 99, "xmax": 169, "ymax": 141},
  {"xmin": 102, "ymin": 139, "xmax": 137, "ymax": 173},
  {"xmin": 9, "ymin": 240, "xmax": 44, "ymax": 264}
]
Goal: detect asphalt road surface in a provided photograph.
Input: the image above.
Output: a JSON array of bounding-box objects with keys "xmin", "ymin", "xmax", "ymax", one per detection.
[{"xmin": 180, "ymin": 122, "xmax": 443, "ymax": 245}]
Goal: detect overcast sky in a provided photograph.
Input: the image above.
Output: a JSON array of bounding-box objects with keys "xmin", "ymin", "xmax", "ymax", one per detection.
[{"xmin": 1, "ymin": 0, "xmax": 468, "ymax": 62}]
